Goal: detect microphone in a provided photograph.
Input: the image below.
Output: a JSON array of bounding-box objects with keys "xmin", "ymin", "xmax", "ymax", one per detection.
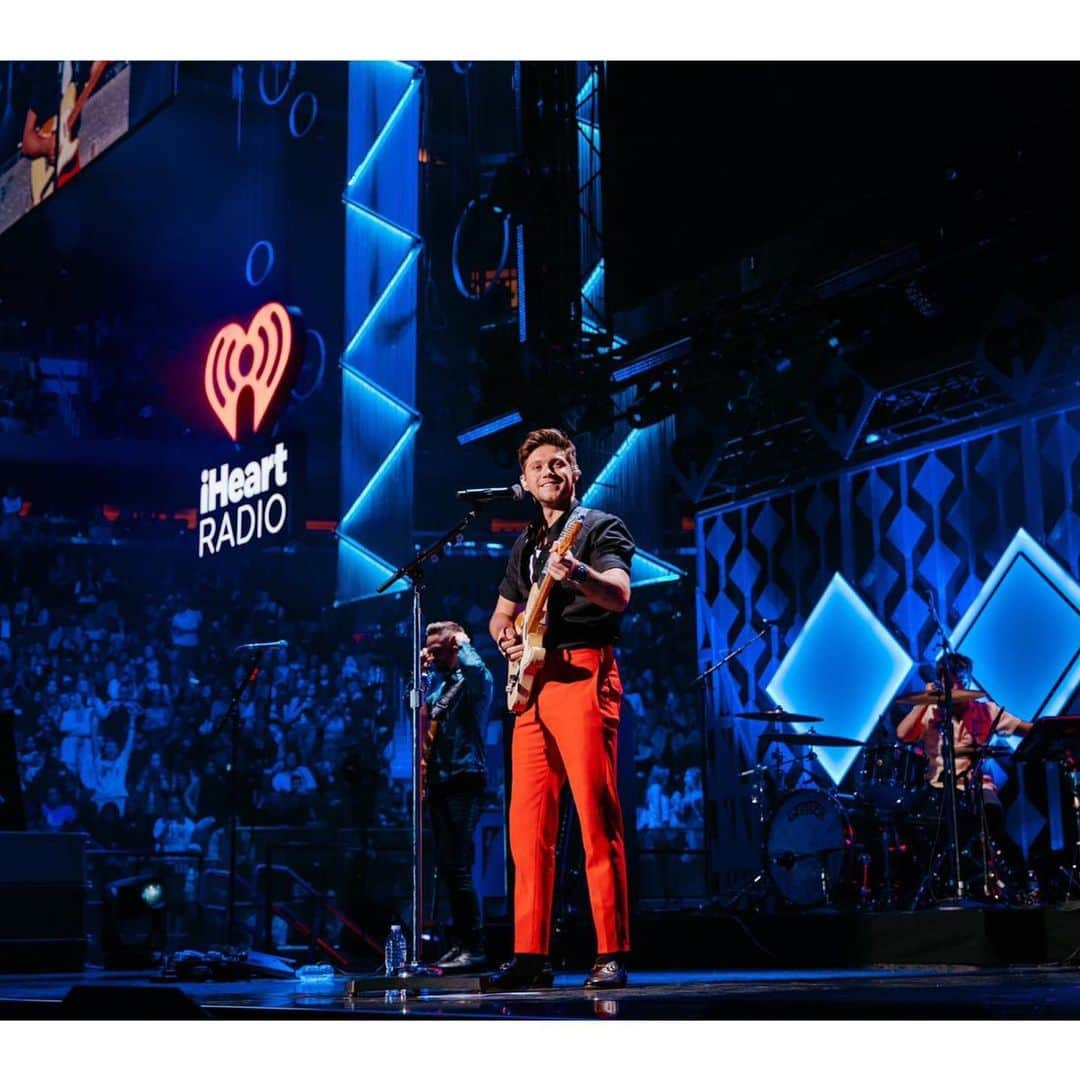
[
  {"xmin": 233, "ymin": 639, "xmax": 288, "ymax": 653},
  {"xmin": 455, "ymin": 483, "xmax": 524, "ymax": 503}
]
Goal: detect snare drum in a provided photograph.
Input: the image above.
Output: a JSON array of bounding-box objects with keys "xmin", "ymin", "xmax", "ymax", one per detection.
[
  {"xmin": 855, "ymin": 742, "xmax": 926, "ymax": 811},
  {"xmin": 766, "ymin": 790, "xmax": 856, "ymax": 907}
]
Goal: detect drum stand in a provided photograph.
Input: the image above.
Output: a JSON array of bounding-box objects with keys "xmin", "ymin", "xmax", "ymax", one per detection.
[
  {"xmin": 1057, "ymin": 760, "xmax": 1080, "ymax": 900},
  {"xmin": 722, "ymin": 743, "xmax": 789, "ymax": 911}
]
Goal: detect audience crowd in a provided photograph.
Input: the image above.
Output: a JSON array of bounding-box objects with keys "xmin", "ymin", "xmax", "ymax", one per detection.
[{"xmin": 1, "ymin": 521, "xmax": 704, "ymax": 902}]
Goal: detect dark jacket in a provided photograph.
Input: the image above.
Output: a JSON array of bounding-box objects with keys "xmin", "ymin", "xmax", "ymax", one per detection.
[{"xmin": 425, "ymin": 642, "xmax": 491, "ymax": 788}]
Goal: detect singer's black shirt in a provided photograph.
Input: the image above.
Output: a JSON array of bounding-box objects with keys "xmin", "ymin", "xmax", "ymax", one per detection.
[{"xmin": 497, "ymin": 501, "xmax": 635, "ymax": 649}]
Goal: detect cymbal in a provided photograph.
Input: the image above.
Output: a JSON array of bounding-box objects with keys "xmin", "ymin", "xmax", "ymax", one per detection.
[
  {"xmin": 765, "ymin": 731, "xmax": 865, "ymax": 748},
  {"xmin": 955, "ymin": 744, "xmax": 1014, "ymax": 759},
  {"xmin": 896, "ymin": 688, "xmax": 985, "ymax": 707},
  {"xmin": 737, "ymin": 709, "xmax": 826, "ymax": 725}
]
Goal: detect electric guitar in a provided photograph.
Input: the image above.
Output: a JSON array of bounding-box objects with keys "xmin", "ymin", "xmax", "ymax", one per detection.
[
  {"xmin": 505, "ymin": 518, "xmax": 584, "ymax": 713},
  {"xmin": 30, "ymin": 62, "xmax": 109, "ymax": 205},
  {"xmin": 420, "ymin": 694, "xmax": 437, "ymax": 797}
]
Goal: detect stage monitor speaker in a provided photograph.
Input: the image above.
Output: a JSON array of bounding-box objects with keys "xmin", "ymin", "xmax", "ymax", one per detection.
[
  {"xmin": 0, "ymin": 831, "xmax": 87, "ymax": 972},
  {"xmin": 0, "ymin": 710, "xmax": 26, "ymax": 830},
  {"xmin": 61, "ymin": 985, "xmax": 208, "ymax": 1019}
]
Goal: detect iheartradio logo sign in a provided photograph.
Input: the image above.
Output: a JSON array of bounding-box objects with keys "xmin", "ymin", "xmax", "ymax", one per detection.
[
  {"xmin": 204, "ymin": 302, "xmax": 303, "ymax": 442},
  {"xmin": 196, "ymin": 301, "xmax": 304, "ymax": 558}
]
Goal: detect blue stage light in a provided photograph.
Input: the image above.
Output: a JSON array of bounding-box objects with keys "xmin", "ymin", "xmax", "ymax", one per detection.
[
  {"xmin": 456, "ymin": 411, "xmax": 523, "ymax": 446},
  {"xmin": 766, "ymin": 573, "xmax": 913, "ymax": 784},
  {"xmin": 948, "ymin": 528, "xmax": 1080, "ymax": 723},
  {"xmin": 344, "ymin": 70, "xmax": 421, "ymax": 197},
  {"xmin": 612, "ymin": 337, "xmax": 692, "ymax": 384},
  {"xmin": 245, "ymin": 240, "xmax": 274, "ymax": 287}
]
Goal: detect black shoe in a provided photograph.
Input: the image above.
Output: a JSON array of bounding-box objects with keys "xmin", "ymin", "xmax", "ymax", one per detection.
[
  {"xmin": 439, "ymin": 949, "xmax": 488, "ymax": 972},
  {"xmin": 584, "ymin": 956, "xmax": 628, "ymax": 989},
  {"xmin": 479, "ymin": 955, "xmax": 554, "ymax": 992}
]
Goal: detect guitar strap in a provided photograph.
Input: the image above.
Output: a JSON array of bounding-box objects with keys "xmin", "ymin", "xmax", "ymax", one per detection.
[{"xmin": 528, "ymin": 505, "xmax": 591, "ymax": 586}]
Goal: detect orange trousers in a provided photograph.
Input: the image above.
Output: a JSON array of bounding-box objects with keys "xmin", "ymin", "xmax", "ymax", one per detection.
[{"xmin": 508, "ymin": 646, "xmax": 630, "ymax": 955}]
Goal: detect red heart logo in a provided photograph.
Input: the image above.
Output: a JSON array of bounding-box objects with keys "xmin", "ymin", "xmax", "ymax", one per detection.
[{"xmin": 204, "ymin": 302, "xmax": 298, "ymax": 441}]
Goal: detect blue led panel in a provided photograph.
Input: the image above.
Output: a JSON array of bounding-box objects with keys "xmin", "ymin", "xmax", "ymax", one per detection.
[
  {"xmin": 337, "ymin": 61, "xmax": 422, "ymax": 606},
  {"xmin": 582, "ymin": 427, "xmax": 684, "ymax": 588},
  {"xmin": 766, "ymin": 573, "xmax": 913, "ymax": 784},
  {"xmin": 949, "ymin": 528, "xmax": 1080, "ymax": 722}
]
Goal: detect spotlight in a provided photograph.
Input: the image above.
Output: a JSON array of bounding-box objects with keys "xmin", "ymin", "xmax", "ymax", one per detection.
[
  {"xmin": 140, "ymin": 881, "xmax": 166, "ymax": 910},
  {"xmin": 102, "ymin": 874, "xmax": 168, "ymax": 969}
]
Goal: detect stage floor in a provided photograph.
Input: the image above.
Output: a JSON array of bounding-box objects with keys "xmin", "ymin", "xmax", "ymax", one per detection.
[{"xmin": 2, "ymin": 964, "xmax": 1080, "ymax": 1019}]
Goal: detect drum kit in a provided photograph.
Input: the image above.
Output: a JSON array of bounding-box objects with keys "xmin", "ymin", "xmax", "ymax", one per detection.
[{"xmin": 728, "ymin": 694, "xmax": 1049, "ymax": 912}]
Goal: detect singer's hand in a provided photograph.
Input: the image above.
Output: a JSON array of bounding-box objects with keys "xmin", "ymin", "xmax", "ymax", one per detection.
[
  {"xmin": 546, "ymin": 552, "xmax": 580, "ymax": 585},
  {"xmin": 498, "ymin": 627, "xmax": 523, "ymax": 664},
  {"xmin": 925, "ymin": 681, "xmax": 941, "ymax": 695}
]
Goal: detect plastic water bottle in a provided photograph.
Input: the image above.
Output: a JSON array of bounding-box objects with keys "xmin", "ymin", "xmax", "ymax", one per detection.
[
  {"xmin": 385, "ymin": 924, "xmax": 407, "ymax": 975},
  {"xmin": 296, "ymin": 963, "xmax": 335, "ymax": 983},
  {"xmin": 1025, "ymin": 870, "xmax": 1041, "ymax": 906}
]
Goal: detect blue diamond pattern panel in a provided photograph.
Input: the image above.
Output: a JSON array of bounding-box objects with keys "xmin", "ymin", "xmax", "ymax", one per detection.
[
  {"xmin": 696, "ymin": 405, "xmax": 1079, "ymax": 879},
  {"xmin": 765, "ymin": 574, "xmax": 913, "ymax": 784},
  {"xmin": 949, "ymin": 528, "xmax": 1080, "ymax": 723}
]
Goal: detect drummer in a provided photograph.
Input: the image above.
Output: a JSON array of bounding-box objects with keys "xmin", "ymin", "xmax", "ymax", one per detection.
[{"xmin": 896, "ymin": 653, "xmax": 1032, "ymax": 807}]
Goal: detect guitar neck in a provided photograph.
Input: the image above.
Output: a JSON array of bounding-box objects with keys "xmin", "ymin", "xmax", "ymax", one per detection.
[
  {"xmin": 523, "ymin": 519, "xmax": 583, "ymax": 638},
  {"xmin": 524, "ymin": 574, "xmax": 559, "ymax": 638},
  {"xmin": 69, "ymin": 64, "xmax": 109, "ymax": 129}
]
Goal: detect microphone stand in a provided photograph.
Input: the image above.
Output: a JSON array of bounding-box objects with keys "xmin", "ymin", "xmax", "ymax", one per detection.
[
  {"xmin": 212, "ymin": 647, "xmax": 264, "ymax": 946},
  {"xmin": 692, "ymin": 621, "xmax": 772, "ymax": 911},
  {"xmin": 372, "ymin": 504, "xmax": 481, "ymax": 979},
  {"xmin": 691, "ymin": 622, "xmax": 771, "ymax": 688},
  {"xmin": 922, "ymin": 593, "xmax": 967, "ymax": 905}
]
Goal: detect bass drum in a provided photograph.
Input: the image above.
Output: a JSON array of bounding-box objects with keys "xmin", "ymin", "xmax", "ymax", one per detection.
[{"xmin": 766, "ymin": 790, "xmax": 855, "ymax": 907}]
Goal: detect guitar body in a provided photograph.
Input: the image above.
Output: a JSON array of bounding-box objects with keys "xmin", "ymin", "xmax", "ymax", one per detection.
[
  {"xmin": 29, "ymin": 73, "xmax": 98, "ymax": 204},
  {"xmin": 505, "ymin": 518, "xmax": 584, "ymax": 713},
  {"xmin": 506, "ymin": 589, "xmax": 548, "ymax": 714},
  {"xmin": 29, "ymin": 113, "xmax": 57, "ymax": 205}
]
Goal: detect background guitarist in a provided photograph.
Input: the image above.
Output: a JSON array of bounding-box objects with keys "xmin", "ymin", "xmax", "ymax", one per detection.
[
  {"xmin": 421, "ymin": 620, "xmax": 493, "ymax": 971},
  {"xmin": 487, "ymin": 427, "xmax": 635, "ymax": 991},
  {"xmin": 18, "ymin": 63, "xmax": 60, "ymax": 170}
]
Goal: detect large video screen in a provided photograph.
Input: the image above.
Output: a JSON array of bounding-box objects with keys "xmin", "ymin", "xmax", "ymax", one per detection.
[{"xmin": 0, "ymin": 61, "xmax": 176, "ymax": 237}]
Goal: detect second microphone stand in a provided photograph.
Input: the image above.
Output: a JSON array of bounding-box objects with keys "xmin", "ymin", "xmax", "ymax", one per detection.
[
  {"xmin": 922, "ymin": 594, "xmax": 968, "ymax": 905},
  {"xmin": 213, "ymin": 647, "xmax": 265, "ymax": 946}
]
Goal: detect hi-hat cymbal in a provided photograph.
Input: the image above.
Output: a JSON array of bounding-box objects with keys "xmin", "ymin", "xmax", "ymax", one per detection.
[
  {"xmin": 895, "ymin": 688, "xmax": 985, "ymax": 707},
  {"xmin": 737, "ymin": 709, "xmax": 826, "ymax": 725},
  {"xmin": 766, "ymin": 731, "xmax": 865, "ymax": 748}
]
